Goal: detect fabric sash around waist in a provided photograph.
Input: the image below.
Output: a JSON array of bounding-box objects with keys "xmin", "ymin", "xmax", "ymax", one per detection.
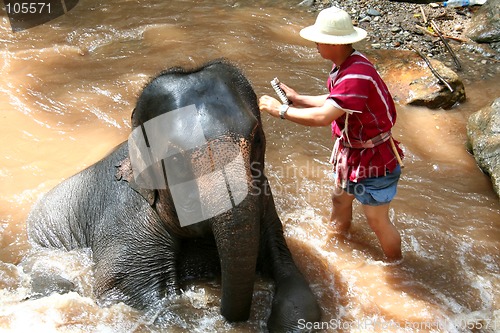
[{"xmin": 341, "ymin": 131, "xmax": 392, "ymax": 149}]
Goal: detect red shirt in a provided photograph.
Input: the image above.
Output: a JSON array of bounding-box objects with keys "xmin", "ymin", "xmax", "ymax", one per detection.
[{"xmin": 326, "ymin": 51, "xmax": 403, "ymax": 184}]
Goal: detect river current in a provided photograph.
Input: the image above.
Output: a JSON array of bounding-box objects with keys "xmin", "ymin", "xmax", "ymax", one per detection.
[{"xmin": 0, "ymin": 0, "xmax": 499, "ymax": 332}]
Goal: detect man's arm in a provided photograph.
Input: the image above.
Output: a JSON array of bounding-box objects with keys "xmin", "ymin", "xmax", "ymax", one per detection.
[
  {"xmin": 280, "ymin": 83, "xmax": 329, "ymax": 107},
  {"xmin": 259, "ymin": 95, "xmax": 345, "ymax": 127},
  {"xmin": 291, "ymin": 94, "xmax": 330, "ymax": 108}
]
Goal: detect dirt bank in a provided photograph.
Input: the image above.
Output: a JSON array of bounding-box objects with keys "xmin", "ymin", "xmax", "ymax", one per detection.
[{"xmin": 306, "ymin": 0, "xmax": 499, "ymax": 84}]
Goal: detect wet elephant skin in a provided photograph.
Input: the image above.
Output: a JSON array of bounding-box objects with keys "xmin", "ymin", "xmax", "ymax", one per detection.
[{"xmin": 26, "ymin": 59, "xmax": 321, "ymax": 332}]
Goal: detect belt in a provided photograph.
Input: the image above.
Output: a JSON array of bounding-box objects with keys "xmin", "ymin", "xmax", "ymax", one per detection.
[{"xmin": 341, "ymin": 131, "xmax": 392, "ymax": 149}]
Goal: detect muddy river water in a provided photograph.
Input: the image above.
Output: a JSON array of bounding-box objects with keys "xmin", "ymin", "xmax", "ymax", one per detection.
[{"xmin": 0, "ymin": 0, "xmax": 499, "ymax": 332}]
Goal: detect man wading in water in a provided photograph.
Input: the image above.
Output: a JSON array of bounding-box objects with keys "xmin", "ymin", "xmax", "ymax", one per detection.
[{"xmin": 259, "ymin": 6, "xmax": 404, "ymax": 261}]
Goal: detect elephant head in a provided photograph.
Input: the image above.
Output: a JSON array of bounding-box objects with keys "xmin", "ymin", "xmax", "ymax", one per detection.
[{"xmin": 127, "ymin": 59, "xmax": 266, "ymax": 321}]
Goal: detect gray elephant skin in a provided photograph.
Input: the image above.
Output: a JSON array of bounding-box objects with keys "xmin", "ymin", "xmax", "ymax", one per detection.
[{"xmin": 26, "ymin": 59, "xmax": 322, "ymax": 332}]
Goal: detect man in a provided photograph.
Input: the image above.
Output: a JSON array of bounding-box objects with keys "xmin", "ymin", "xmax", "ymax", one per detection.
[{"xmin": 259, "ymin": 6, "xmax": 404, "ymax": 261}]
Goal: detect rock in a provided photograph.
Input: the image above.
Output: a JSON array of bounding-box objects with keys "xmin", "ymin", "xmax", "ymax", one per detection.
[
  {"xmin": 466, "ymin": 98, "xmax": 500, "ymax": 199},
  {"xmin": 359, "ymin": 16, "xmax": 372, "ymax": 23},
  {"xmin": 387, "ymin": 0, "xmax": 437, "ymax": 3},
  {"xmin": 364, "ymin": 49, "xmax": 466, "ymax": 109},
  {"xmin": 367, "ymin": 8, "xmax": 382, "ymax": 16},
  {"xmin": 467, "ymin": 0, "xmax": 500, "ymax": 43},
  {"xmin": 30, "ymin": 272, "xmax": 76, "ymax": 298},
  {"xmin": 298, "ymin": 0, "xmax": 315, "ymax": 7}
]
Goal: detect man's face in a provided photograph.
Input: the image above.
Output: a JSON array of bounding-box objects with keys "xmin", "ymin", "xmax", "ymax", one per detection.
[{"xmin": 316, "ymin": 43, "xmax": 334, "ymax": 60}]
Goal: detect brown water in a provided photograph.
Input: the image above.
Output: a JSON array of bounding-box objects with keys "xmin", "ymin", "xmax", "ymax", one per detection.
[{"xmin": 1, "ymin": 0, "xmax": 499, "ymax": 332}]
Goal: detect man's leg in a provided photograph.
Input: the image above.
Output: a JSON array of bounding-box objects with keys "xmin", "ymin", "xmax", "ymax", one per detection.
[
  {"xmin": 363, "ymin": 203, "xmax": 402, "ymax": 261},
  {"xmin": 330, "ymin": 188, "xmax": 355, "ymax": 234}
]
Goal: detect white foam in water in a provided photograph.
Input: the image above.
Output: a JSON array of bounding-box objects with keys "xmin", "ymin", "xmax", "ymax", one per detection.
[
  {"xmin": 456, "ymin": 238, "xmax": 497, "ymax": 310},
  {"xmin": 482, "ymin": 254, "xmax": 499, "ymax": 272},
  {"xmin": 471, "ymin": 276, "xmax": 494, "ymax": 309},
  {"xmin": 409, "ymin": 235, "xmax": 436, "ymax": 260}
]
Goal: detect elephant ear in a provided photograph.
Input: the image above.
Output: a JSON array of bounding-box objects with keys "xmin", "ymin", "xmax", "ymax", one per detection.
[{"xmin": 115, "ymin": 157, "xmax": 156, "ymax": 206}]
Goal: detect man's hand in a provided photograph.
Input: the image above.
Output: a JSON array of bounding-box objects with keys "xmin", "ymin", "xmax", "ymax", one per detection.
[
  {"xmin": 279, "ymin": 83, "xmax": 298, "ymax": 103},
  {"xmin": 259, "ymin": 95, "xmax": 281, "ymax": 118}
]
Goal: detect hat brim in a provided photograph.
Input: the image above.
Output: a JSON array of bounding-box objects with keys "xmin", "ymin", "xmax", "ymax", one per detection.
[{"xmin": 299, "ymin": 25, "xmax": 367, "ymax": 45}]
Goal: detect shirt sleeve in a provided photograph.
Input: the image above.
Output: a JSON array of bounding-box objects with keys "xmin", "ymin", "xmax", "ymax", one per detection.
[
  {"xmin": 328, "ymin": 69, "xmax": 371, "ymax": 113},
  {"xmin": 325, "ymin": 97, "xmax": 362, "ymax": 114}
]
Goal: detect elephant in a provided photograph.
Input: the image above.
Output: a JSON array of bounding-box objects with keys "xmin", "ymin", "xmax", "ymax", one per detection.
[{"xmin": 26, "ymin": 59, "xmax": 322, "ymax": 332}]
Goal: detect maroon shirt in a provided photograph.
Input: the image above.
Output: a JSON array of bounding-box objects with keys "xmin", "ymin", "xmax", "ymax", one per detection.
[{"xmin": 326, "ymin": 51, "xmax": 403, "ymax": 184}]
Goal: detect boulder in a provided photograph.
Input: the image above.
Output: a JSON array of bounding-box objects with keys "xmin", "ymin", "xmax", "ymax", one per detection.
[
  {"xmin": 466, "ymin": 98, "xmax": 500, "ymax": 198},
  {"xmin": 365, "ymin": 49, "xmax": 466, "ymax": 109},
  {"xmin": 467, "ymin": 0, "xmax": 500, "ymax": 43}
]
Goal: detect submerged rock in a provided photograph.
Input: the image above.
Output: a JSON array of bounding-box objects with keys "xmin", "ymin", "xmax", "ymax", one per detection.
[
  {"xmin": 30, "ymin": 273, "xmax": 76, "ymax": 298},
  {"xmin": 365, "ymin": 49, "xmax": 466, "ymax": 109},
  {"xmin": 466, "ymin": 98, "xmax": 500, "ymax": 199}
]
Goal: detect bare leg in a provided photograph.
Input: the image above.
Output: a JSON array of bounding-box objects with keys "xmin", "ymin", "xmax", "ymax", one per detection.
[
  {"xmin": 363, "ymin": 203, "xmax": 402, "ymax": 261},
  {"xmin": 329, "ymin": 188, "xmax": 355, "ymax": 234}
]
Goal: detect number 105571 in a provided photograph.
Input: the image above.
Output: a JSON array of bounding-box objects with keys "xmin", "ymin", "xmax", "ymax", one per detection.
[{"xmin": 5, "ymin": 2, "xmax": 51, "ymax": 14}]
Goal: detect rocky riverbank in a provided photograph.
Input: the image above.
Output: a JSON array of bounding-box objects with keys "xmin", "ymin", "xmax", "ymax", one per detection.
[{"xmin": 302, "ymin": 0, "xmax": 499, "ymax": 84}]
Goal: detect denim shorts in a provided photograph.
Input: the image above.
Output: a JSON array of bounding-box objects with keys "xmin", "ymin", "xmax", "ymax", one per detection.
[{"xmin": 343, "ymin": 165, "xmax": 401, "ymax": 206}]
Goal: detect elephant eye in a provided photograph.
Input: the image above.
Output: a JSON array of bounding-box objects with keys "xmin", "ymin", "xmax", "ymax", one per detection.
[
  {"xmin": 168, "ymin": 154, "xmax": 185, "ymax": 170},
  {"xmin": 164, "ymin": 152, "xmax": 194, "ymax": 184}
]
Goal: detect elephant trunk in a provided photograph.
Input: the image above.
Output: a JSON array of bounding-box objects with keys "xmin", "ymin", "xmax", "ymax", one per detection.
[{"xmin": 211, "ymin": 203, "xmax": 260, "ymax": 322}]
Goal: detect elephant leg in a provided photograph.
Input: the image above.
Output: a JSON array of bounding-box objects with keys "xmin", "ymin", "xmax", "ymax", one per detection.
[
  {"xmin": 93, "ymin": 212, "xmax": 181, "ymax": 309},
  {"xmin": 259, "ymin": 187, "xmax": 322, "ymax": 332}
]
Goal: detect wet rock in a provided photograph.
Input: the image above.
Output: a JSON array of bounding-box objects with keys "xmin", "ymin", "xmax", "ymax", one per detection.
[
  {"xmin": 365, "ymin": 49, "xmax": 466, "ymax": 109},
  {"xmin": 466, "ymin": 98, "xmax": 500, "ymax": 199},
  {"xmin": 30, "ymin": 272, "xmax": 76, "ymax": 298},
  {"xmin": 467, "ymin": 0, "xmax": 500, "ymax": 43},
  {"xmin": 461, "ymin": 42, "xmax": 498, "ymax": 58}
]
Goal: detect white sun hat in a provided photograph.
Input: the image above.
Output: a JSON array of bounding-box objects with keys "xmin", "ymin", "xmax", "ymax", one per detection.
[{"xmin": 299, "ymin": 6, "xmax": 367, "ymax": 45}]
